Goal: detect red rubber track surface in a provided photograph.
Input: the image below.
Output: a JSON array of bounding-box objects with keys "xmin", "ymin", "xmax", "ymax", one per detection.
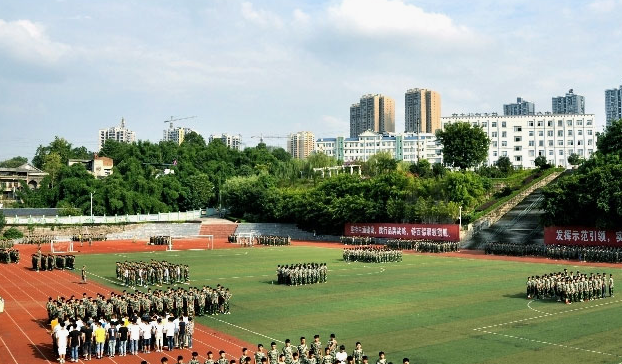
[{"xmin": 0, "ymin": 239, "xmax": 253, "ymax": 364}]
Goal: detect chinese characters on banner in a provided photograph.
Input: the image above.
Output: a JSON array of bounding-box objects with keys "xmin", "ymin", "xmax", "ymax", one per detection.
[
  {"xmin": 544, "ymin": 226, "xmax": 622, "ymax": 246},
  {"xmin": 344, "ymin": 223, "xmax": 460, "ymax": 242}
]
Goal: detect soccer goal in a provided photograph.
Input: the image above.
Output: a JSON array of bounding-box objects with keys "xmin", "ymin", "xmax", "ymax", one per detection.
[
  {"xmin": 171, "ymin": 235, "xmax": 215, "ymax": 250},
  {"xmin": 235, "ymin": 232, "xmax": 256, "ymax": 247},
  {"xmin": 51, "ymin": 238, "xmax": 76, "ymax": 253}
]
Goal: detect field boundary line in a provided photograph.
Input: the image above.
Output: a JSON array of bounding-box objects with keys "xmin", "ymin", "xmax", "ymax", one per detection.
[
  {"xmin": 0, "ymin": 336, "xmax": 19, "ymax": 364},
  {"xmin": 207, "ymin": 316, "xmax": 284, "ymax": 344}
]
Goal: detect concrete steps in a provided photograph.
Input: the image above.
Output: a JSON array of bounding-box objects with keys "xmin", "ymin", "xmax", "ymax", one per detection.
[
  {"xmin": 106, "ymin": 223, "xmax": 201, "ymax": 240},
  {"xmin": 234, "ymin": 223, "xmax": 341, "ymax": 242},
  {"xmin": 199, "ymin": 223, "xmax": 238, "ymax": 239}
]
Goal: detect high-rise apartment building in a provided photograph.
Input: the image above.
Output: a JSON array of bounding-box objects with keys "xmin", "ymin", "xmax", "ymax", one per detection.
[
  {"xmin": 209, "ymin": 134, "xmax": 242, "ymax": 151},
  {"xmin": 287, "ymin": 131, "xmax": 315, "ymax": 159},
  {"xmin": 605, "ymin": 84, "xmax": 622, "ymax": 128},
  {"xmin": 349, "ymin": 94, "xmax": 395, "ymax": 137},
  {"xmin": 98, "ymin": 118, "xmax": 136, "ymax": 151},
  {"xmin": 162, "ymin": 124, "xmax": 197, "ymax": 145},
  {"xmin": 503, "ymin": 97, "xmax": 535, "ymax": 116},
  {"xmin": 405, "ymin": 88, "xmax": 441, "ymax": 133},
  {"xmin": 552, "ymin": 89, "xmax": 585, "ymax": 114}
]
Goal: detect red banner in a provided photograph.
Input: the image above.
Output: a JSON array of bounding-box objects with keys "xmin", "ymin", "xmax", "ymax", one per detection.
[
  {"xmin": 544, "ymin": 226, "xmax": 622, "ymax": 246},
  {"xmin": 344, "ymin": 223, "xmax": 460, "ymax": 242}
]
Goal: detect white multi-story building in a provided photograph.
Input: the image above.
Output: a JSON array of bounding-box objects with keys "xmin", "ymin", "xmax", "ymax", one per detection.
[
  {"xmin": 287, "ymin": 131, "xmax": 315, "ymax": 159},
  {"xmin": 316, "ymin": 130, "xmax": 442, "ymax": 164},
  {"xmin": 441, "ymin": 113, "xmax": 597, "ymax": 168},
  {"xmin": 209, "ymin": 134, "xmax": 242, "ymax": 151},
  {"xmin": 162, "ymin": 124, "xmax": 197, "ymax": 145},
  {"xmin": 98, "ymin": 118, "xmax": 136, "ymax": 151}
]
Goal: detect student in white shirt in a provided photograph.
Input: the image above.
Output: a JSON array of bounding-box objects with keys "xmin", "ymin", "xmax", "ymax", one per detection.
[{"xmin": 55, "ymin": 322, "xmax": 70, "ymax": 364}]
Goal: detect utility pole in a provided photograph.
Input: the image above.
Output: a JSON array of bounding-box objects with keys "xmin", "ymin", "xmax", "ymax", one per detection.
[
  {"xmin": 90, "ymin": 192, "xmax": 94, "ymax": 221},
  {"xmin": 459, "ymin": 206, "xmax": 462, "ymax": 229}
]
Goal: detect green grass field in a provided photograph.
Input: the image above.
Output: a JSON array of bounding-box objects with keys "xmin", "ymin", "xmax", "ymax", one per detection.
[{"xmin": 73, "ymin": 246, "xmax": 622, "ymax": 364}]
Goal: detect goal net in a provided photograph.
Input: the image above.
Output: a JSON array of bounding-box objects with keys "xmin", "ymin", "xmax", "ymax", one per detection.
[
  {"xmin": 51, "ymin": 239, "xmax": 76, "ymax": 253},
  {"xmin": 171, "ymin": 235, "xmax": 215, "ymax": 250}
]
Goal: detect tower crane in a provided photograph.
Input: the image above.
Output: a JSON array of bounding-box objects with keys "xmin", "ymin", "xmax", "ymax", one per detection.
[
  {"xmin": 163, "ymin": 115, "xmax": 197, "ymax": 129},
  {"xmin": 251, "ymin": 134, "xmax": 289, "ymax": 143}
]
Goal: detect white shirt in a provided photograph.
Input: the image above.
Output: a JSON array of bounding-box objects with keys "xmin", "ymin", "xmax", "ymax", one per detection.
[
  {"xmin": 164, "ymin": 321, "xmax": 175, "ymax": 337},
  {"xmin": 141, "ymin": 322, "xmax": 152, "ymax": 339},
  {"xmin": 155, "ymin": 323, "xmax": 164, "ymax": 338},
  {"xmin": 56, "ymin": 328, "xmax": 69, "ymax": 347},
  {"xmin": 129, "ymin": 324, "xmax": 141, "ymax": 341},
  {"xmin": 335, "ymin": 352, "xmax": 347, "ymax": 364}
]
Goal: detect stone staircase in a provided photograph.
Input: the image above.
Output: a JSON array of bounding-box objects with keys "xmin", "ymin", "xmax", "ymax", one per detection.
[
  {"xmin": 234, "ymin": 223, "xmax": 341, "ymax": 242},
  {"xmin": 106, "ymin": 223, "xmax": 201, "ymax": 240},
  {"xmin": 199, "ymin": 219, "xmax": 238, "ymax": 239}
]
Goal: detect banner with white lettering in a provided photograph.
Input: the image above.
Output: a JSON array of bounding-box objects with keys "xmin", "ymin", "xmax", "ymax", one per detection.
[
  {"xmin": 544, "ymin": 226, "xmax": 622, "ymax": 246},
  {"xmin": 344, "ymin": 223, "xmax": 460, "ymax": 242}
]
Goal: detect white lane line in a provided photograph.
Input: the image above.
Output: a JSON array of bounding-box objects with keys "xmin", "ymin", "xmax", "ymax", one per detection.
[
  {"xmin": 207, "ymin": 316, "xmax": 284, "ymax": 344},
  {"xmin": 0, "ymin": 336, "xmax": 19, "ymax": 364}
]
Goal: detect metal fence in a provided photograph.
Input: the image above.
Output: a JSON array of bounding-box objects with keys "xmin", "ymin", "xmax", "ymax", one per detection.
[{"xmin": 5, "ymin": 210, "xmax": 202, "ymax": 225}]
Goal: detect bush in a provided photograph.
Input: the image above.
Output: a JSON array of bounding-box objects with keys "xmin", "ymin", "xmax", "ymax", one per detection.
[
  {"xmin": 3, "ymin": 227, "xmax": 24, "ymax": 240},
  {"xmin": 494, "ymin": 186, "xmax": 513, "ymax": 198}
]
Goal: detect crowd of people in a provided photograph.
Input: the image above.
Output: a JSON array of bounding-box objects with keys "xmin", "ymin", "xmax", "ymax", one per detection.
[
  {"xmin": 526, "ymin": 269, "xmax": 614, "ymax": 304},
  {"xmin": 21, "ymin": 235, "xmax": 56, "ymax": 244},
  {"xmin": 72, "ymin": 233, "xmax": 107, "ymax": 242},
  {"xmin": 0, "ymin": 247, "xmax": 19, "ymax": 263},
  {"xmin": 340, "ymin": 236, "xmax": 375, "ymax": 246},
  {"xmin": 385, "ymin": 240, "xmax": 460, "ymax": 253},
  {"xmin": 343, "ymin": 247, "xmax": 402, "ymax": 263},
  {"xmin": 150, "ymin": 236, "xmax": 173, "ymax": 246},
  {"xmin": 227, "ymin": 235, "xmax": 292, "ymax": 246},
  {"xmin": 277, "ymin": 263, "xmax": 327, "ymax": 286},
  {"xmin": 50, "ymin": 311, "xmax": 199, "ymax": 363},
  {"xmin": 31, "ymin": 252, "xmax": 76, "ymax": 270},
  {"xmin": 484, "ymin": 242, "xmax": 622, "ymax": 263},
  {"xmin": 116, "ymin": 260, "xmax": 190, "ymax": 287}
]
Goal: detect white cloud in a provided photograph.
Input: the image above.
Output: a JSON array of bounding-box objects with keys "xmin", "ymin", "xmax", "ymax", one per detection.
[
  {"xmin": 240, "ymin": 2, "xmax": 283, "ymax": 28},
  {"xmin": 0, "ymin": 19, "xmax": 70, "ymax": 63},
  {"xmin": 587, "ymin": 0, "xmax": 622, "ymax": 12},
  {"xmin": 326, "ymin": 0, "xmax": 477, "ymax": 43},
  {"xmin": 292, "ymin": 9, "xmax": 310, "ymax": 26}
]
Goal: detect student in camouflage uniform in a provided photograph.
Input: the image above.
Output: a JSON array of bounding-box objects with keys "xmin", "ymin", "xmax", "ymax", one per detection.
[
  {"xmin": 526, "ymin": 270, "xmax": 614, "ymax": 304},
  {"xmin": 352, "ymin": 342, "xmax": 364, "ymax": 364},
  {"xmin": 204, "ymin": 351, "xmax": 216, "ymax": 364},
  {"xmin": 268, "ymin": 343, "xmax": 280, "ymax": 364},
  {"xmin": 255, "ymin": 344, "xmax": 266, "ymax": 364}
]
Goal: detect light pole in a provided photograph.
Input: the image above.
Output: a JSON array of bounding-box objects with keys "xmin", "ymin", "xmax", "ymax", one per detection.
[
  {"xmin": 90, "ymin": 192, "xmax": 94, "ymax": 221},
  {"xmin": 459, "ymin": 206, "xmax": 462, "ymax": 229}
]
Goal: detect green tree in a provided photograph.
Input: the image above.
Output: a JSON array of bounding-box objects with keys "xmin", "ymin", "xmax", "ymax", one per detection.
[
  {"xmin": 42, "ymin": 152, "xmax": 63, "ymax": 187},
  {"xmin": 0, "ymin": 156, "xmax": 28, "ymax": 168},
  {"xmin": 0, "ymin": 210, "xmax": 5, "ymax": 232},
  {"xmin": 596, "ymin": 119, "xmax": 622, "ymax": 155},
  {"xmin": 409, "ymin": 159, "xmax": 432, "ymax": 178},
  {"xmin": 435, "ymin": 122, "xmax": 490, "ymax": 170},
  {"xmin": 432, "ymin": 163, "xmax": 446, "ymax": 177},
  {"xmin": 182, "ymin": 173, "xmax": 215, "ymax": 210},
  {"xmin": 495, "ymin": 156, "xmax": 513, "ymax": 175},
  {"xmin": 363, "ymin": 152, "xmax": 398, "ymax": 177},
  {"xmin": 534, "ymin": 155, "xmax": 550, "ymax": 170},
  {"xmin": 567, "ymin": 153, "xmax": 583, "ymax": 166}
]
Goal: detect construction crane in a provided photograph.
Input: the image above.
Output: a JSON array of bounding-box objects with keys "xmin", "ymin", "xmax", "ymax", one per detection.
[
  {"xmin": 163, "ymin": 115, "xmax": 197, "ymax": 129},
  {"xmin": 251, "ymin": 134, "xmax": 289, "ymax": 143}
]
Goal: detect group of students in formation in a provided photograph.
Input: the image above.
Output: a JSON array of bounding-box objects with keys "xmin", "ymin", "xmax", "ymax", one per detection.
[
  {"xmin": 526, "ymin": 269, "xmax": 614, "ymax": 304},
  {"xmin": 135, "ymin": 336, "xmax": 411, "ymax": 364},
  {"xmin": 116, "ymin": 260, "xmax": 190, "ymax": 287},
  {"xmin": 150, "ymin": 236, "xmax": 174, "ymax": 246},
  {"xmin": 384, "ymin": 240, "xmax": 460, "ymax": 253},
  {"xmin": 485, "ymin": 242, "xmax": 622, "ymax": 263},
  {"xmin": 276, "ymin": 263, "xmax": 327, "ymax": 286},
  {"xmin": 31, "ymin": 251, "xmax": 75, "ymax": 270},
  {"xmin": 227, "ymin": 235, "xmax": 292, "ymax": 246},
  {"xmin": 342, "ymin": 247, "xmax": 402, "ymax": 263},
  {"xmin": 50, "ymin": 311, "xmax": 197, "ymax": 363},
  {"xmin": 0, "ymin": 247, "xmax": 19, "ymax": 263},
  {"xmin": 72, "ymin": 233, "xmax": 106, "ymax": 242},
  {"xmin": 340, "ymin": 236, "xmax": 375, "ymax": 245}
]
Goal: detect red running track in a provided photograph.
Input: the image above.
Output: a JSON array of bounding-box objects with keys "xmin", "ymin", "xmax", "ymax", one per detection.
[{"xmin": 0, "ymin": 241, "xmax": 254, "ymax": 364}]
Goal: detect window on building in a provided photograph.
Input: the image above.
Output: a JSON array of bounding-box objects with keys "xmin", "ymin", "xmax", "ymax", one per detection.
[
  {"xmin": 547, "ymin": 131, "xmax": 553, "ymax": 137},
  {"xmin": 567, "ymin": 130, "xmax": 573, "ymax": 136},
  {"xmin": 492, "ymin": 141, "xmax": 498, "ymax": 147},
  {"xmin": 529, "ymin": 131, "xmax": 534, "ymax": 136},
  {"xmin": 558, "ymin": 120, "xmax": 563, "ymax": 127},
  {"xmin": 493, "ymin": 151, "xmax": 498, "ymax": 157},
  {"xmin": 588, "ymin": 139, "xmax": 593, "ymax": 145},
  {"xmin": 538, "ymin": 141, "xmax": 544, "ymax": 146},
  {"xmin": 529, "ymin": 121, "xmax": 534, "ymax": 127},
  {"xmin": 502, "ymin": 151, "xmax": 508, "ymax": 156},
  {"xmin": 578, "ymin": 130, "xmax": 583, "ymax": 136},
  {"xmin": 567, "ymin": 140, "xmax": 573, "ymax": 146},
  {"xmin": 514, "ymin": 156, "xmax": 522, "ymax": 162},
  {"xmin": 502, "ymin": 121, "xmax": 507, "ymax": 128},
  {"xmin": 528, "ymin": 150, "xmax": 535, "ymax": 157},
  {"xmin": 492, "ymin": 122, "xmax": 497, "ymax": 127},
  {"xmin": 492, "ymin": 131, "xmax": 498, "ymax": 137},
  {"xmin": 557, "ymin": 130, "xmax": 563, "ymax": 137},
  {"xmin": 567, "ymin": 120, "xmax": 573, "ymax": 126},
  {"xmin": 538, "ymin": 131, "xmax": 544, "ymax": 137},
  {"xmin": 529, "ymin": 141, "xmax": 535, "ymax": 146},
  {"xmin": 578, "ymin": 149, "xmax": 583, "ymax": 155},
  {"xmin": 577, "ymin": 140, "xmax": 582, "ymax": 146},
  {"xmin": 537, "ymin": 121, "xmax": 544, "ymax": 127},
  {"xmin": 588, "ymin": 130, "xmax": 593, "ymax": 135},
  {"xmin": 514, "ymin": 126, "xmax": 522, "ymax": 132},
  {"xmin": 502, "ymin": 131, "xmax": 507, "ymax": 138},
  {"xmin": 548, "ymin": 140, "xmax": 553, "ymax": 146},
  {"xmin": 558, "ymin": 140, "xmax": 563, "ymax": 146},
  {"xmin": 515, "ymin": 136, "xmax": 522, "ymax": 142},
  {"xmin": 587, "ymin": 120, "xmax": 593, "ymax": 125},
  {"xmin": 514, "ymin": 146, "xmax": 522, "ymax": 151},
  {"xmin": 559, "ymin": 150, "xmax": 564, "ymax": 155},
  {"xmin": 548, "ymin": 150, "xmax": 554, "ymax": 156},
  {"xmin": 588, "ymin": 149, "xmax": 594, "ymax": 154},
  {"xmin": 577, "ymin": 120, "xmax": 583, "ymax": 126},
  {"xmin": 547, "ymin": 120, "xmax": 553, "ymax": 127},
  {"xmin": 502, "ymin": 141, "xmax": 507, "ymax": 147},
  {"xmin": 538, "ymin": 150, "xmax": 544, "ymax": 156}
]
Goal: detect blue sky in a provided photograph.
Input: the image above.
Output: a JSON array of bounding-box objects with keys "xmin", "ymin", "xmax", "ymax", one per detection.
[{"xmin": 1, "ymin": 0, "xmax": 621, "ymax": 160}]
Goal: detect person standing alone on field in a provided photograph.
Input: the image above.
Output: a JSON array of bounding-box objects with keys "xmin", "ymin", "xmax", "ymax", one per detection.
[{"xmin": 81, "ymin": 265, "xmax": 87, "ymax": 283}]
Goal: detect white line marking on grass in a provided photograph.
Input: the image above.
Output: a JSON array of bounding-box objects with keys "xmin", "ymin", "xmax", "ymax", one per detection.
[
  {"xmin": 207, "ymin": 317, "xmax": 284, "ymax": 344},
  {"xmin": 527, "ymin": 299, "xmax": 552, "ymax": 315},
  {"xmin": 0, "ymin": 336, "xmax": 19, "ymax": 364}
]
